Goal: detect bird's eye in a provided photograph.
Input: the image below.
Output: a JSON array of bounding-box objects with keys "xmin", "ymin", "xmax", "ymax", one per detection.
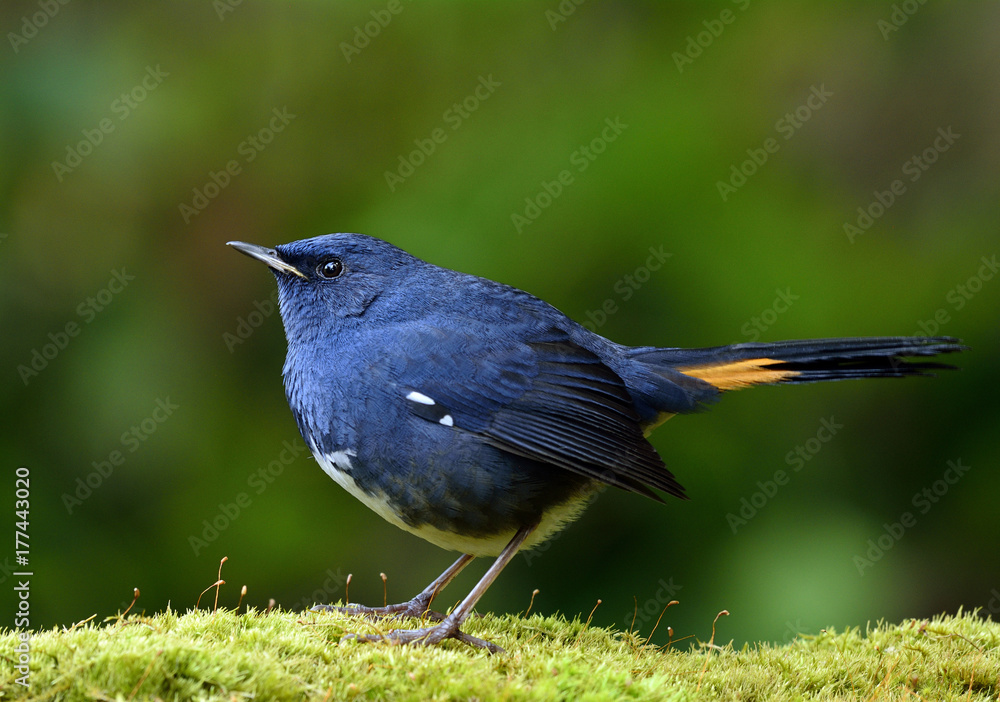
[{"xmin": 317, "ymin": 258, "xmax": 344, "ymax": 279}]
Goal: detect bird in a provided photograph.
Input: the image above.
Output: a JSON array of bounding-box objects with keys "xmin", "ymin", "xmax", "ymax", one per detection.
[{"xmin": 228, "ymin": 233, "xmax": 964, "ymax": 653}]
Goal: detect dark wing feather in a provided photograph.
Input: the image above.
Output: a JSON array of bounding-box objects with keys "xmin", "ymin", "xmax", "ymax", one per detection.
[{"xmin": 393, "ymin": 326, "xmax": 686, "ymax": 501}]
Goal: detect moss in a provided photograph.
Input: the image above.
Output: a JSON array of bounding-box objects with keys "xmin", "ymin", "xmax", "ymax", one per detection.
[{"xmin": 1, "ymin": 607, "xmax": 997, "ymax": 700}]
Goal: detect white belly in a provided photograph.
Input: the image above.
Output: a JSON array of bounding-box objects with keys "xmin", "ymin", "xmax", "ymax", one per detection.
[{"xmin": 313, "ymin": 448, "xmax": 596, "ymax": 558}]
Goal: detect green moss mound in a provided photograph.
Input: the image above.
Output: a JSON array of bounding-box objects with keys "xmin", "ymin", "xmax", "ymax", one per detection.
[{"xmin": 2, "ymin": 608, "xmax": 997, "ymax": 700}]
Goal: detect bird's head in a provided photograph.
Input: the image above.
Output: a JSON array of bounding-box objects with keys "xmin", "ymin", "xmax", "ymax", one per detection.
[{"xmin": 228, "ymin": 233, "xmax": 420, "ymax": 344}]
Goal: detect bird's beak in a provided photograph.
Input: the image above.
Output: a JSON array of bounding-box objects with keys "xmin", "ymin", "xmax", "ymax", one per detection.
[{"xmin": 227, "ymin": 241, "xmax": 308, "ymax": 279}]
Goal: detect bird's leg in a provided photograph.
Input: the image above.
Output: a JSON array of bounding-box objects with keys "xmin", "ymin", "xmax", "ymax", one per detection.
[
  {"xmin": 350, "ymin": 523, "xmax": 537, "ymax": 654},
  {"xmin": 312, "ymin": 553, "xmax": 474, "ymax": 622}
]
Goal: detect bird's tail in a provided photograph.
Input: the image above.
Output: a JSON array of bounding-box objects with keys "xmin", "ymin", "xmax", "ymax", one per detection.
[{"xmin": 631, "ymin": 336, "xmax": 966, "ymax": 397}]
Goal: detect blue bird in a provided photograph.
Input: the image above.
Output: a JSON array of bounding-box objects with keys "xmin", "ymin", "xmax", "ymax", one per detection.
[{"xmin": 229, "ymin": 233, "xmax": 964, "ymax": 652}]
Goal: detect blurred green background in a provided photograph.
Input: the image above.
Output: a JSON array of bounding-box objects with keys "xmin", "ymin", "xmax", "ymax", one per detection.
[{"xmin": 2, "ymin": 1, "xmax": 997, "ymax": 647}]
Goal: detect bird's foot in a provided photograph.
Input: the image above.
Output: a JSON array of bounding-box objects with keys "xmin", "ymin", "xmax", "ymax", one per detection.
[
  {"xmin": 347, "ymin": 612, "xmax": 503, "ymax": 654},
  {"xmin": 311, "ymin": 591, "xmax": 446, "ymax": 622}
]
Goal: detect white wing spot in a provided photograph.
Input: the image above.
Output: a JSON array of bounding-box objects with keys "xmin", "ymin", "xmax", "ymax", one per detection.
[
  {"xmin": 406, "ymin": 390, "xmax": 435, "ymax": 405},
  {"xmin": 439, "ymin": 414, "xmax": 454, "ymax": 427},
  {"xmin": 326, "ymin": 449, "xmax": 356, "ymax": 472}
]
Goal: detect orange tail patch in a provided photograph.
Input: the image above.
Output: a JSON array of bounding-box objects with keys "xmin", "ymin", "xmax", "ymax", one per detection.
[{"xmin": 677, "ymin": 358, "xmax": 800, "ymax": 391}]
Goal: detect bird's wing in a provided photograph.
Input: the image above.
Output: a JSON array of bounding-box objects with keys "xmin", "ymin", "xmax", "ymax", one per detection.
[{"xmin": 389, "ymin": 324, "xmax": 685, "ymax": 501}]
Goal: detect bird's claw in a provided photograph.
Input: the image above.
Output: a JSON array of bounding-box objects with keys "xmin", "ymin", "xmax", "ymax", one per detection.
[
  {"xmin": 343, "ymin": 620, "xmax": 504, "ymax": 654},
  {"xmin": 312, "ymin": 600, "xmax": 446, "ymax": 622}
]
